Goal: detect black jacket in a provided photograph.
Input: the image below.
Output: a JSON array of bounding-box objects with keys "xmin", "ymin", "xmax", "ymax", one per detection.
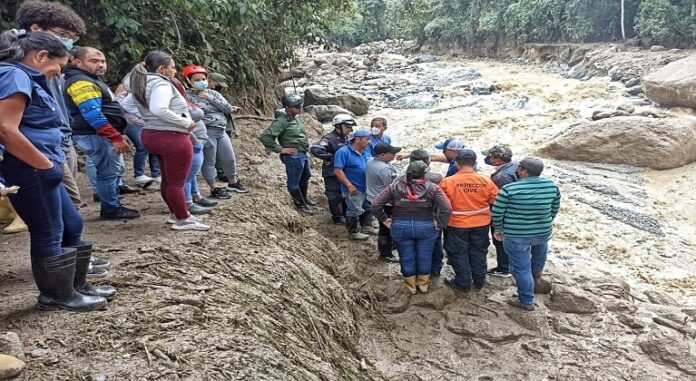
[{"xmin": 63, "ymin": 65, "xmax": 126, "ymax": 135}]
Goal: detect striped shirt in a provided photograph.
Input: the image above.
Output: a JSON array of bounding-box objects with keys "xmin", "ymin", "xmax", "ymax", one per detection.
[{"xmin": 492, "ymin": 176, "xmax": 561, "ymax": 237}]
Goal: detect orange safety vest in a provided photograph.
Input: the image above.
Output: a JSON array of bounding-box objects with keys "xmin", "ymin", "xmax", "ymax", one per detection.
[{"xmin": 438, "ymin": 168, "xmax": 499, "ymax": 228}]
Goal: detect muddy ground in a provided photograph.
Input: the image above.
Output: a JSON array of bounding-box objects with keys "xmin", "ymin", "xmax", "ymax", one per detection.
[{"xmin": 2, "ymin": 44, "xmax": 696, "ymax": 380}]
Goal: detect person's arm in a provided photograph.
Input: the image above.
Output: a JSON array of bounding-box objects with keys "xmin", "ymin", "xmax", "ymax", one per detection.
[
  {"xmin": 309, "ymin": 137, "xmax": 333, "ymax": 161},
  {"xmin": 66, "ymin": 81, "xmax": 130, "ymax": 154},
  {"xmin": 206, "ymin": 90, "xmax": 233, "ymax": 114},
  {"xmin": 148, "ymin": 83, "xmax": 194, "ymax": 131},
  {"xmin": 432, "ymin": 187, "xmax": 453, "ymax": 229},
  {"xmin": 259, "ymin": 119, "xmax": 287, "ymax": 153},
  {"xmin": 551, "ymin": 186, "xmax": 561, "ymax": 220},
  {"xmin": 0, "ymin": 94, "xmax": 53, "ymax": 170},
  {"xmin": 491, "ymin": 187, "xmax": 509, "ymax": 240},
  {"xmin": 429, "ymin": 153, "xmax": 449, "ymax": 163},
  {"xmin": 488, "ymin": 180, "xmax": 500, "ymax": 205},
  {"xmin": 371, "ymin": 185, "xmax": 394, "ymax": 223},
  {"xmin": 333, "ymin": 149, "xmax": 357, "ymax": 195}
]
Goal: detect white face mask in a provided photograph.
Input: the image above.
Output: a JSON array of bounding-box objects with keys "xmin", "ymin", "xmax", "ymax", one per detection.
[{"xmin": 371, "ymin": 127, "xmax": 381, "ymax": 136}]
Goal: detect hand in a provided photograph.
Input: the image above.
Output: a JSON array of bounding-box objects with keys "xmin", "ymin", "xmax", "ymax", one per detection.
[
  {"xmin": 493, "ymin": 232, "xmax": 504, "ymax": 241},
  {"xmin": 383, "ymin": 218, "xmax": 392, "ymax": 229},
  {"xmin": 395, "ymin": 152, "xmax": 410, "ymax": 161},
  {"xmin": 187, "ymin": 120, "xmax": 197, "ymax": 132},
  {"xmin": 347, "ymin": 184, "xmax": 358, "ymax": 196},
  {"xmin": 231, "ymin": 106, "xmax": 240, "ymax": 113},
  {"xmin": 113, "ymin": 140, "xmax": 132, "ymax": 155},
  {"xmin": 281, "ymin": 147, "xmax": 298, "ymax": 155},
  {"xmin": 35, "ymin": 161, "xmax": 55, "ymax": 170},
  {"xmin": 197, "ymin": 91, "xmax": 209, "ymax": 100}
]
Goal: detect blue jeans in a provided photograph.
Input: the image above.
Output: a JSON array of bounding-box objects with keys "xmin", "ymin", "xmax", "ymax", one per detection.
[
  {"xmin": 73, "ymin": 135, "xmax": 121, "ymax": 211},
  {"xmin": 432, "ymin": 231, "xmax": 444, "ymax": 275},
  {"xmin": 0, "ymin": 155, "xmax": 83, "ymax": 257},
  {"xmin": 341, "ymin": 190, "xmax": 372, "ymax": 220},
  {"xmin": 280, "ymin": 152, "xmax": 311, "ymax": 192},
  {"xmin": 125, "ymin": 124, "xmax": 160, "ymax": 178},
  {"xmin": 504, "ymin": 234, "xmax": 550, "ymax": 305},
  {"xmin": 185, "ymin": 142, "xmax": 205, "ymax": 202},
  {"xmin": 444, "ymin": 225, "xmax": 490, "ymax": 289},
  {"xmin": 391, "ymin": 219, "xmax": 438, "ymax": 277}
]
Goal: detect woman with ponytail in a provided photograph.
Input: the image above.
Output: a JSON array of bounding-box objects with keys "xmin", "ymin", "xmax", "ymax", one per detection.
[
  {"xmin": 0, "ymin": 30, "xmax": 114, "ymax": 311},
  {"xmin": 371, "ymin": 160, "xmax": 452, "ymax": 295},
  {"xmin": 123, "ymin": 51, "xmax": 209, "ymax": 231}
]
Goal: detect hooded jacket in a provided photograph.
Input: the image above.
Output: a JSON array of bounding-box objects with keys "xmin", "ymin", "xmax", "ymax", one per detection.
[
  {"xmin": 123, "ymin": 73, "xmax": 192, "ymax": 133},
  {"xmin": 371, "ymin": 175, "xmax": 452, "ymax": 229}
]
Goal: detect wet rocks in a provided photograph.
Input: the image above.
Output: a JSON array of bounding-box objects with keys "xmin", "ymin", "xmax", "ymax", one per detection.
[
  {"xmin": 540, "ymin": 116, "xmax": 696, "ymax": 170},
  {"xmin": 304, "ymin": 105, "xmax": 354, "ymax": 123},
  {"xmin": 0, "ymin": 333, "xmax": 24, "ymax": 361},
  {"xmin": 636, "ymin": 328, "xmax": 696, "ymax": 375},
  {"xmin": 643, "ymin": 55, "xmax": 696, "ymax": 108},
  {"xmin": 304, "ymin": 88, "xmax": 370, "ymax": 116},
  {"xmin": 390, "ymin": 94, "xmax": 439, "ymax": 109},
  {"xmin": 546, "ymin": 285, "xmax": 600, "ymax": 314},
  {"xmin": 408, "ymin": 54, "xmax": 437, "ymax": 64},
  {"xmin": 0, "ymin": 354, "xmax": 25, "ymax": 380}
]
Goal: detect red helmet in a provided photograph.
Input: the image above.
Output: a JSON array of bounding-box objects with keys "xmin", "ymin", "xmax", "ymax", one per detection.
[{"xmin": 181, "ymin": 65, "xmax": 208, "ymax": 78}]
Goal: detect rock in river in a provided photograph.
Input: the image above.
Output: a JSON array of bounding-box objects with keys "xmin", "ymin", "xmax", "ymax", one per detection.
[
  {"xmin": 304, "ymin": 88, "xmax": 370, "ymax": 116},
  {"xmin": 643, "ymin": 55, "xmax": 696, "ymax": 108}
]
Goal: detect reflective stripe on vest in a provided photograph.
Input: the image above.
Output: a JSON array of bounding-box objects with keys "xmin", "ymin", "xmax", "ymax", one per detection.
[{"xmin": 451, "ymin": 206, "xmax": 490, "ymax": 215}]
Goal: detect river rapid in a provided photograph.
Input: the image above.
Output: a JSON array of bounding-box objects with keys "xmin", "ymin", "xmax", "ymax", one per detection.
[{"xmin": 302, "ymin": 49, "xmax": 696, "ymax": 305}]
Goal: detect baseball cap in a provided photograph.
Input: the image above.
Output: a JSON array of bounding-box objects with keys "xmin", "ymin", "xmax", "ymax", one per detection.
[
  {"xmin": 482, "ymin": 145, "xmax": 513, "ymax": 160},
  {"xmin": 434, "ymin": 138, "xmax": 465, "ymax": 151},
  {"xmin": 374, "ymin": 142, "xmax": 402, "ymax": 155},
  {"xmin": 209, "ymin": 73, "xmax": 229, "ymax": 88},
  {"xmin": 518, "ymin": 157, "xmax": 544, "ymax": 176},
  {"xmin": 407, "ymin": 160, "xmax": 429, "ymax": 177},
  {"xmin": 348, "ymin": 129, "xmax": 371, "ymax": 142},
  {"xmin": 455, "ymin": 148, "xmax": 477, "ymax": 161}
]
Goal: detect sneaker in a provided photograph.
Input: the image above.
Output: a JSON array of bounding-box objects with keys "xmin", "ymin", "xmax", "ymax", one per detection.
[
  {"xmin": 135, "ymin": 175, "xmax": 154, "ymax": 188},
  {"xmin": 487, "ymin": 269, "xmax": 512, "ymax": 278},
  {"xmin": 188, "ymin": 204, "xmax": 211, "ymax": 215},
  {"xmin": 444, "ymin": 278, "xmax": 472, "ymax": 294},
  {"xmin": 172, "ymin": 217, "xmax": 210, "ymax": 231},
  {"xmin": 153, "ymin": 176, "xmax": 162, "ymax": 184},
  {"xmin": 194, "ymin": 197, "xmax": 218, "ymax": 207},
  {"xmin": 361, "ymin": 226, "xmax": 379, "ymax": 235},
  {"xmin": 100, "ymin": 206, "xmax": 141, "ymax": 220},
  {"xmin": 227, "ymin": 181, "xmax": 249, "ymax": 193},
  {"xmin": 166, "ymin": 214, "xmax": 200, "ymax": 224},
  {"xmin": 118, "ymin": 184, "xmax": 140, "ymax": 194},
  {"xmin": 87, "ymin": 262, "xmax": 108, "ymax": 278},
  {"xmin": 210, "ymin": 187, "xmax": 231, "ymax": 199},
  {"xmin": 507, "ymin": 299, "xmax": 535, "ymax": 311},
  {"xmin": 90, "ymin": 257, "xmax": 110, "ymax": 270}
]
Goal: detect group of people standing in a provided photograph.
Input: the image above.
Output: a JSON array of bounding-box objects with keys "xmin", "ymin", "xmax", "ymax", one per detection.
[
  {"xmin": 262, "ymin": 100, "xmax": 561, "ymax": 311},
  {"xmin": 0, "ymin": 0, "xmax": 252, "ymax": 314}
]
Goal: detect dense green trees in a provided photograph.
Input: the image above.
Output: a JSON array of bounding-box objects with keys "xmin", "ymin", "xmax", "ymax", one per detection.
[
  {"xmin": 328, "ymin": 0, "xmax": 696, "ymax": 47},
  {"xmin": 0, "ymin": 0, "xmax": 350, "ymax": 105}
]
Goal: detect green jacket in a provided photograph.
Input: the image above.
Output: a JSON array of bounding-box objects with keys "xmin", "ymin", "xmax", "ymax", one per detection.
[{"xmin": 259, "ymin": 114, "xmax": 309, "ymax": 153}]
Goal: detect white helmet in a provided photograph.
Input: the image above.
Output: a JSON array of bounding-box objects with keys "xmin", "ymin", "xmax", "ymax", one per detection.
[{"xmin": 332, "ymin": 113, "xmax": 357, "ymax": 127}]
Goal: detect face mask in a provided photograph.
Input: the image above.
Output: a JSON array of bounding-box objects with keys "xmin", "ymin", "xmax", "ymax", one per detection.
[
  {"xmin": 55, "ymin": 36, "xmax": 74, "ymax": 51},
  {"xmin": 193, "ymin": 81, "xmax": 209, "ymax": 91},
  {"xmin": 515, "ymin": 170, "xmax": 522, "ymax": 178},
  {"xmin": 484, "ymin": 157, "xmax": 493, "ymax": 165},
  {"xmin": 371, "ymin": 127, "xmax": 381, "ymax": 136}
]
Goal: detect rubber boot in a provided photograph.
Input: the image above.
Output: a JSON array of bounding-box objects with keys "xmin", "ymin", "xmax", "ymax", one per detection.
[
  {"xmin": 377, "ymin": 236, "xmax": 399, "ymax": 262},
  {"xmin": 346, "ymin": 217, "xmax": 369, "ymax": 240},
  {"xmin": 289, "ymin": 189, "xmax": 313, "ymax": 214},
  {"xmin": 328, "ymin": 202, "xmax": 345, "ymax": 225},
  {"xmin": 31, "ymin": 248, "xmax": 107, "ymax": 311},
  {"xmin": 73, "ymin": 241, "xmax": 117, "ymax": 299},
  {"xmin": 0, "ymin": 198, "xmax": 28, "ymax": 234},
  {"xmin": 359, "ymin": 213, "xmax": 378, "ymax": 235},
  {"xmin": 416, "ymin": 274, "xmax": 431, "ymax": 293},
  {"xmin": 404, "ymin": 276, "xmax": 417, "ymax": 295},
  {"xmin": 300, "ymin": 184, "xmax": 316, "ymax": 207}
]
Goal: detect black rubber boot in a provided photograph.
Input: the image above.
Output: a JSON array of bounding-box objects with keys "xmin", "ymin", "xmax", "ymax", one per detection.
[
  {"xmin": 300, "ymin": 184, "xmax": 316, "ymax": 207},
  {"xmin": 289, "ymin": 189, "xmax": 313, "ymax": 214},
  {"xmin": 31, "ymin": 248, "xmax": 107, "ymax": 311},
  {"xmin": 329, "ymin": 202, "xmax": 345, "ymax": 224},
  {"xmin": 377, "ymin": 236, "xmax": 399, "ymax": 262},
  {"xmin": 73, "ymin": 241, "xmax": 117, "ymax": 299},
  {"xmin": 346, "ymin": 217, "xmax": 369, "ymax": 240}
]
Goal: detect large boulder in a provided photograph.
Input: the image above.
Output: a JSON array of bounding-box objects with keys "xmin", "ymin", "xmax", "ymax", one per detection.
[
  {"xmin": 540, "ymin": 116, "xmax": 696, "ymax": 170},
  {"xmin": 303, "ymin": 105, "xmax": 354, "ymax": 123},
  {"xmin": 643, "ymin": 55, "xmax": 696, "ymax": 108},
  {"xmin": 304, "ymin": 88, "xmax": 370, "ymax": 116}
]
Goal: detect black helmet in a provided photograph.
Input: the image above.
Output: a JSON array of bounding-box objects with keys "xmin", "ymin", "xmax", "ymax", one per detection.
[{"xmin": 281, "ymin": 94, "xmax": 304, "ymax": 108}]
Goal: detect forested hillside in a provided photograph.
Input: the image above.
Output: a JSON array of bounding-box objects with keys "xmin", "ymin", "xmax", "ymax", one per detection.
[{"xmin": 330, "ymin": 0, "xmax": 696, "ymax": 48}]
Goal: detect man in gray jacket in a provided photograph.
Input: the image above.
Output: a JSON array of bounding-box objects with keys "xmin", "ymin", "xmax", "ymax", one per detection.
[{"xmin": 366, "ymin": 142, "xmax": 401, "ymax": 262}]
